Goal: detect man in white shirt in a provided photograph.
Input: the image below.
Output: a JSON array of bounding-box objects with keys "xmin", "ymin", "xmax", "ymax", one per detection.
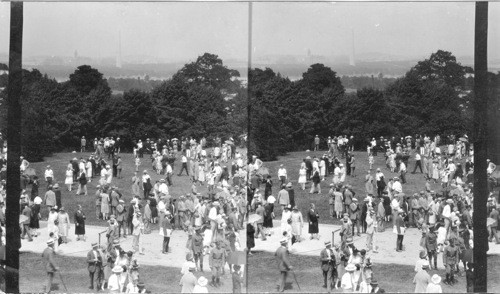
[
  {"xmin": 159, "ymin": 179, "xmax": 169, "ymax": 195},
  {"xmin": 45, "ymin": 165, "xmax": 54, "ymax": 187},
  {"xmin": 392, "ymin": 177, "xmax": 403, "ymax": 194},
  {"xmin": 178, "ymin": 154, "xmax": 189, "ymax": 176},
  {"xmin": 447, "ymin": 161, "xmax": 457, "ymax": 182},
  {"xmin": 411, "ymin": 153, "xmax": 421, "ymax": 176},
  {"xmin": 399, "ymin": 161, "xmax": 407, "ymax": 184},
  {"xmin": 277, "ymin": 164, "xmax": 287, "ymax": 186}
]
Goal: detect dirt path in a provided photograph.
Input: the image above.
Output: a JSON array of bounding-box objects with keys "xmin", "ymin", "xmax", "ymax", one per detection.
[
  {"xmin": 252, "ymin": 220, "xmax": 500, "ymax": 268},
  {"xmin": 21, "ymin": 221, "xmax": 247, "ymax": 269}
]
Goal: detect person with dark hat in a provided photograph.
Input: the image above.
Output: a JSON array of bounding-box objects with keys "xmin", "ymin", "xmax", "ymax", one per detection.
[
  {"xmin": 232, "ymin": 264, "xmax": 244, "ymax": 293},
  {"xmin": 275, "ymin": 238, "xmax": 292, "ymax": 292},
  {"xmin": 320, "ymin": 241, "xmax": 336, "ymax": 292},
  {"xmin": 443, "ymin": 238, "xmax": 459, "ymax": 285},
  {"xmin": 74, "ymin": 204, "xmax": 86, "ymax": 241},
  {"xmin": 42, "ymin": 239, "xmax": 59, "ymax": 293},
  {"xmin": 209, "ymin": 240, "xmax": 226, "ymax": 287},
  {"xmin": 87, "ymin": 242, "xmax": 103, "ymax": 290},
  {"xmin": 192, "ymin": 226, "xmax": 204, "ymax": 270}
]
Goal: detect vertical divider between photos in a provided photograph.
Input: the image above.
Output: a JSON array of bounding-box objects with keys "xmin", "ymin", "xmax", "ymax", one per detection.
[
  {"xmin": 472, "ymin": 2, "xmax": 488, "ymax": 293},
  {"xmin": 6, "ymin": 2, "xmax": 23, "ymax": 293}
]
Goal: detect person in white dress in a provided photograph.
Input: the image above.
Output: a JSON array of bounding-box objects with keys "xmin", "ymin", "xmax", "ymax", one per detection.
[
  {"xmin": 339, "ymin": 164, "xmax": 346, "ymax": 183},
  {"xmin": 333, "ymin": 164, "xmax": 341, "ymax": 185},
  {"xmin": 86, "ymin": 159, "xmax": 93, "ymax": 181},
  {"xmin": 64, "ymin": 166, "xmax": 73, "ymax": 191},
  {"xmin": 298, "ymin": 166, "xmax": 307, "ymax": 190},
  {"xmin": 319, "ymin": 158, "xmax": 326, "ymax": 181}
]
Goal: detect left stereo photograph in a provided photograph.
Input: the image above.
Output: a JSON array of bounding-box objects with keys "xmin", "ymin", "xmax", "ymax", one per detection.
[{"xmin": 0, "ymin": 2, "xmax": 250, "ymax": 293}]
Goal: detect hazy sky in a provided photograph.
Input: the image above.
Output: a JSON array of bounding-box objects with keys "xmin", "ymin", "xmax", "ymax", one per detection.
[
  {"xmin": 253, "ymin": 2, "xmax": 500, "ymax": 61},
  {"xmin": 0, "ymin": 2, "xmax": 250, "ymax": 62},
  {"xmin": 0, "ymin": 2, "xmax": 499, "ymax": 63}
]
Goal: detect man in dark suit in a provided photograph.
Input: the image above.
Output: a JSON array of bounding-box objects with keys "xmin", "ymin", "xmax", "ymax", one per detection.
[
  {"xmin": 275, "ymin": 238, "xmax": 292, "ymax": 292},
  {"xmin": 42, "ymin": 239, "xmax": 58, "ymax": 293},
  {"xmin": 87, "ymin": 242, "xmax": 103, "ymax": 290},
  {"xmin": 320, "ymin": 241, "xmax": 336, "ymax": 292}
]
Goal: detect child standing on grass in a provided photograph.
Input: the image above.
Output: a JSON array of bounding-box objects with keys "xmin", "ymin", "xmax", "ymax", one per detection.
[
  {"xmin": 368, "ymin": 153, "xmax": 374, "ymax": 170},
  {"xmin": 135, "ymin": 157, "xmax": 141, "ymax": 173}
]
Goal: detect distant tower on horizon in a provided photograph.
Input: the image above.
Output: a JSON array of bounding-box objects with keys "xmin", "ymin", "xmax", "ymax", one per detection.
[
  {"xmin": 349, "ymin": 29, "xmax": 356, "ymax": 66},
  {"xmin": 116, "ymin": 31, "xmax": 122, "ymax": 68}
]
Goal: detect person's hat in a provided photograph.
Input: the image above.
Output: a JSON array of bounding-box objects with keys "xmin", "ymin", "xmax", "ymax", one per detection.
[
  {"xmin": 339, "ymin": 163, "xmax": 344, "ymax": 167},
  {"xmin": 267, "ymin": 196, "xmax": 276, "ymax": 204},
  {"xmin": 353, "ymin": 198, "xmax": 358, "ymax": 202},
  {"xmin": 394, "ymin": 177, "xmax": 399, "ymax": 181},
  {"xmin": 113, "ymin": 239, "xmax": 120, "ymax": 246},
  {"xmin": 370, "ymin": 280, "xmax": 379, "ymax": 286},
  {"xmin": 431, "ymin": 274, "xmax": 441, "ymax": 284},
  {"xmin": 286, "ymin": 182, "xmax": 292, "ymax": 188},
  {"xmin": 343, "ymin": 213, "xmax": 349, "ymax": 217},
  {"xmin": 324, "ymin": 241, "xmax": 331, "ymax": 247},
  {"xmin": 91, "ymin": 242, "xmax": 98, "ymax": 248},
  {"xmin": 422, "ymin": 260, "xmax": 430, "ymax": 269},
  {"xmin": 143, "ymin": 170, "xmax": 148, "ymax": 174},
  {"xmin": 213, "ymin": 201, "xmax": 220, "ymax": 206},
  {"xmin": 430, "ymin": 190, "xmax": 436, "ymax": 195},
  {"xmin": 329, "ymin": 183, "xmax": 335, "ymax": 187},
  {"xmin": 119, "ymin": 199, "xmax": 125, "ymax": 203},
  {"xmin": 280, "ymin": 238, "xmax": 288, "ymax": 244},
  {"xmin": 280, "ymin": 164, "xmax": 283, "ymax": 167},
  {"xmin": 112, "ymin": 265, "xmax": 123, "ymax": 273},
  {"xmin": 160, "ymin": 178, "xmax": 165, "ymax": 182},
  {"xmin": 198, "ymin": 276, "xmax": 208, "ymax": 287},
  {"xmin": 110, "ymin": 214, "xmax": 116, "ymax": 219},
  {"xmin": 364, "ymin": 198, "xmax": 370, "ymax": 202},
  {"xmin": 446, "ymin": 199, "xmax": 453, "ymax": 204},
  {"xmin": 186, "ymin": 252, "xmax": 193, "ymax": 261},
  {"xmin": 376, "ymin": 168, "xmax": 381, "ymax": 172},
  {"xmin": 419, "ymin": 250, "xmax": 427, "ymax": 259},
  {"xmin": 47, "ymin": 239, "xmax": 54, "ymax": 246},
  {"xmin": 292, "ymin": 206, "xmax": 298, "ymax": 211},
  {"xmin": 345, "ymin": 264, "xmax": 356, "ymax": 272},
  {"xmin": 59, "ymin": 207, "xmax": 65, "ymax": 212},
  {"xmin": 188, "ymin": 262, "xmax": 197, "ymax": 271}
]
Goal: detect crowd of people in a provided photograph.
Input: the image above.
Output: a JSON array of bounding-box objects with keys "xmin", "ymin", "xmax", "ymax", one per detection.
[
  {"xmin": 7, "ymin": 134, "xmax": 248, "ymax": 293},
  {"xmin": 244, "ymin": 133, "xmax": 498, "ymax": 293}
]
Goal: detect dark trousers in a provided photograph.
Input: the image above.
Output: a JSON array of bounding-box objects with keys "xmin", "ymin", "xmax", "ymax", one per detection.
[
  {"xmin": 396, "ymin": 234, "xmax": 404, "ymax": 250},
  {"xmin": 194, "ymin": 252, "xmax": 203, "ymax": 270},
  {"xmin": 428, "ymin": 250, "xmax": 438, "ymax": 269},
  {"xmin": 143, "ymin": 187, "xmax": 151, "ymax": 199},
  {"xmin": 118, "ymin": 220, "xmax": 127, "ymax": 237},
  {"xmin": 163, "ymin": 236, "xmax": 170, "ymax": 253},
  {"xmin": 278, "ymin": 271, "xmax": 288, "ymax": 292},
  {"xmin": 377, "ymin": 184, "xmax": 384, "ymax": 197},
  {"xmin": 178, "ymin": 163, "xmax": 189, "ymax": 176},
  {"xmin": 166, "ymin": 174, "xmax": 172, "ymax": 186},
  {"xmin": 22, "ymin": 224, "xmax": 33, "ymax": 241},
  {"xmin": 89, "ymin": 267, "xmax": 102, "ymax": 289},
  {"xmin": 323, "ymin": 267, "xmax": 334, "ymax": 291},
  {"xmin": 412, "ymin": 160, "xmax": 423, "ymax": 173},
  {"xmin": 400, "ymin": 171, "xmax": 407, "ymax": 184},
  {"xmin": 46, "ymin": 272, "xmax": 54, "ymax": 293}
]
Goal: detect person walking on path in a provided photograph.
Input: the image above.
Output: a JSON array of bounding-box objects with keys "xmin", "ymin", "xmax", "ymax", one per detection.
[
  {"xmin": 209, "ymin": 240, "xmax": 226, "ymax": 288},
  {"xmin": 42, "ymin": 239, "xmax": 59, "ymax": 293},
  {"xmin": 87, "ymin": 242, "xmax": 103, "ymax": 290},
  {"xmin": 76, "ymin": 170, "xmax": 88, "ymax": 196},
  {"xmin": 74, "ymin": 204, "xmax": 86, "ymax": 241},
  {"xmin": 309, "ymin": 168, "xmax": 321, "ymax": 194},
  {"xmin": 320, "ymin": 241, "xmax": 336, "ymax": 292},
  {"xmin": 57, "ymin": 207, "xmax": 70, "ymax": 244},
  {"xmin": 308, "ymin": 203, "xmax": 320, "ymax": 240},
  {"xmin": 275, "ymin": 238, "xmax": 292, "ymax": 292},
  {"xmin": 395, "ymin": 209, "xmax": 406, "ymax": 252}
]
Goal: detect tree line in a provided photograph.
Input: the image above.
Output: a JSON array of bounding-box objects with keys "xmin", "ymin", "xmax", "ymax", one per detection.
[
  {"xmin": 0, "ymin": 53, "xmax": 247, "ymax": 161},
  {"xmin": 250, "ymin": 50, "xmax": 500, "ymax": 161}
]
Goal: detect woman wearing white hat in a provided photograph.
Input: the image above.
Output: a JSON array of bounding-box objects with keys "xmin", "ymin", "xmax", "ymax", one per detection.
[
  {"xmin": 108, "ymin": 265, "xmax": 124, "ymax": 293},
  {"xmin": 425, "ymin": 274, "xmax": 442, "ymax": 293},
  {"xmin": 192, "ymin": 276, "xmax": 209, "ymax": 293},
  {"xmin": 341, "ymin": 263, "xmax": 357, "ymax": 290}
]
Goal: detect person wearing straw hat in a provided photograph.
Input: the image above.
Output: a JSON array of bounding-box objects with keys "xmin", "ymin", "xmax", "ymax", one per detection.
[
  {"xmin": 42, "ymin": 239, "xmax": 59, "ymax": 293},
  {"xmin": 426, "ymin": 274, "xmax": 443, "ymax": 293},
  {"xmin": 87, "ymin": 242, "xmax": 103, "ymax": 290},
  {"xmin": 340, "ymin": 263, "xmax": 357, "ymax": 290},
  {"xmin": 192, "ymin": 276, "xmax": 209, "ymax": 293},
  {"xmin": 370, "ymin": 279, "xmax": 383, "ymax": 293},
  {"xmin": 275, "ymin": 237, "xmax": 292, "ymax": 292},
  {"xmin": 108, "ymin": 265, "xmax": 124, "ymax": 293},
  {"xmin": 413, "ymin": 260, "xmax": 431, "ymax": 293},
  {"xmin": 179, "ymin": 262, "xmax": 197, "ymax": 293},
  {"xmin": 320, "ymin": 241, "xmax": 336, "ymax": 292}
]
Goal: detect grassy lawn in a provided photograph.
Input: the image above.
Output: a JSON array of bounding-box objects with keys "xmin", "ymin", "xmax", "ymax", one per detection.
[
  {"xmin": 28, "ymin": 150, "xmax": 230, "ymax": 226},
  {"xmin": 247, "ymin": 250, "xmax": 500, "ymax": 293},
  {"xmin": 20, "ymin": 251, "xmax": 242, "ymax": 293},
  {"xmin": 261, "ymin": 150, "xmax": 458, "ymax": 224}
]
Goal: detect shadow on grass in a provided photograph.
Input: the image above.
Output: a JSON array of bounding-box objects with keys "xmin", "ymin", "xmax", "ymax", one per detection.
[{"xmin": 248, "ymin": 250, "xmax": 500, "ymax": 293}]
